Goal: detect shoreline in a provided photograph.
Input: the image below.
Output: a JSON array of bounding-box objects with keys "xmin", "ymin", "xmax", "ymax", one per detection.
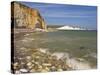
[
  {"xmin": 12, "ymin": 29, "xmax": 97, "ymax": 73},
  {"xmin": 43, "ymin": 49, "xmax": 93, "ymax": 70},
  {"xmin": 12, "ymin": 28, "xmax": 97, "ymax": 34},
  {"xmin": 12, "ymin": 28, "xmax": 47, "ymax": 34},
  {"xmin": 12, "ymin": 48, "xmax": 72, "ymax": 74},
  {"xmin": 12, "ymin": 47, "xmax": 95, "ymax": 74}
]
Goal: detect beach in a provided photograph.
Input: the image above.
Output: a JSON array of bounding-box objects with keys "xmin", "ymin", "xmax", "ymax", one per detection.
[{"xmin": 12, "ymin": 30, "xmax": 97, "ymax": 73}]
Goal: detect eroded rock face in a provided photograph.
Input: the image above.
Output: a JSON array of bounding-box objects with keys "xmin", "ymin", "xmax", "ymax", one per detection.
[{"xmin": 11, "ymin": 1, "xmax": 47, "ymax": 30}]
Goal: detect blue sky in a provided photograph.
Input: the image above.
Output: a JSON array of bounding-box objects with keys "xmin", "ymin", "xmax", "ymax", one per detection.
[{"xmin": 20, "ymin": 2, "xmax": 97, "ymax": 30}]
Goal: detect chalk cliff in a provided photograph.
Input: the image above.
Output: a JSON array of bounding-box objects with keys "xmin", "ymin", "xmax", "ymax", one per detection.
[
  {"xmin": 57, "ymin": 26, "xmax": 85, "ymax": 30},
  {"xmin": 11, "ymin": 1, "xmax": 47, "ymax": 30}
]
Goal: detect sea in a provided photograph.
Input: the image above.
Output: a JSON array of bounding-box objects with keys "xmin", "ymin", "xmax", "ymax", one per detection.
[{"xmin": 14, "ymin": 30, "xmax": 97, "ymax": 70}]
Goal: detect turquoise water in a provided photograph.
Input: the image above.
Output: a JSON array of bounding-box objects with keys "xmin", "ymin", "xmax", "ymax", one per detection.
[
  {"xmin": 15, "ymin": 30, "xmax": 97, "ymax": 68},
  {"xmin": 31, "ymin": 30, "xmax": 97, "ymax": 67},
  {"xmin": 32, "ymin": 30, "xmax": 97, "ymax": 52}
]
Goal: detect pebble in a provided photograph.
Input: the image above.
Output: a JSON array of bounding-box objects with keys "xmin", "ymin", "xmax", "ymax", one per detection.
[
  {"xmin": 20, "ymin": 62, "xmax": 25, "ymax": 65},
  {"xmin": 41, "ymin": 69, "xmax": 48, "ymax": 72},
  {"xmin": 15, "ymin": 71, "xmax": 21, "ymax": 74},
  {"xmin": 19, "ymin": 57, "xmax": 23, "ymax": 60},
  {"xmin": 13, "ymin": 48, "xmax": 72, "ymax": 73},
  {"xmin": 28, "ymin": 64, "xmax": 34, "ymax": 69},
  {"xmin": 37, "ymin": 68, "xmax": 42, "ymax": 72},
  {"xmin": 35, "ymin": 56, "xmax": 40, "ymax": 59},
  {"xmin": 13, "ymin": 62, "xmax": 19, "ymax": 70},
  {"xmin": 13, "ymin": 62, "xmax": 19, "ymax": 67},
  {"xmin": 13, "ymin": 66, "xmax": 17, "ymax": 70},
  {"xmin": 77, "ymin": 58, "xmax": 85, "ymax": 62},
  {"xmin": 32, "ymin": 60, "xmax": 35, "ymax": 63},
  {"xmin": 20, "ymin": 69, "xmax": 28, "ymax": 73},
  {"xmin": 27, "ymin": 62, "xmax": 32, "ymax": 66},
  {"xmin": 26, "ymin": 56, "xmax": 31, "ymax": 60},
  {"xmin": 52, "ymin": 56, "xmax": 57, "ymax": 60},
  {"xmin": 68, "ymin": 64, "xmax": 72, "ymax": 68},
  {"xmin": 34, "ymin": 62, "xmax": 39, "ymax": 65},
  {"xmin": 20, "ymin": 47, "xmax": 26, "ymax": 50},
  {"xmin": 30, "ymin": 69, "xmax": 35, "ymax": 72},
  {"xmin": 44, "ymin": 67, "xmax": 50, "ymax": 71},
  {"xmin": 42, "ymin": 63, "xmax": 52, "ymax": 67},
  {"xmin": 50, "ymin": 66, "xmax": 56, "ymax": 71},
  {"xmin": 24, "ymin": 34, "xmax": 30, "ymax": 36},
  {"xmin": 38, "ymin": 65, "xmax": 42, "ymax": 69},
  {"xmin": 57, "ymin": 68, "xmax": 63, "ymax": 71},
  {"xmin": 39, "ymin": 48, "xmax": 47, "ymax": 53}
]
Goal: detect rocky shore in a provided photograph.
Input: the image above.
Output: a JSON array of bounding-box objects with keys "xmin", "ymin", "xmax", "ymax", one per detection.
[{"xmin": 12, "ymin": 48, "xmax": 72, "ymax": 74}]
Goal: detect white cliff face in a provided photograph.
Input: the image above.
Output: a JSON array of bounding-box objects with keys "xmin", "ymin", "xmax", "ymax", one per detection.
[{"xmin": 57, "ymin": 26, "xmax": 85, "ymax": 30}]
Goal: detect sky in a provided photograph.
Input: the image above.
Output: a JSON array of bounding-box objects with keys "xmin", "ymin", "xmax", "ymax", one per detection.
[{"xmin": 20, "ymin": 1, "xmax": 97, "ymax": 30}]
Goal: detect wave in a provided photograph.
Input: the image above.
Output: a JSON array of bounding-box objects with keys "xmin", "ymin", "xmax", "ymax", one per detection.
[{"xmin": 49, "ymin": 52, "xmax": 91, "ymax": 70}]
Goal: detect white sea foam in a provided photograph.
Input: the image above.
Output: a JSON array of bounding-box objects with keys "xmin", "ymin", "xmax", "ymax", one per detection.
[
  {"xmin": 24, "ymin": 33, "xmax": 30, "ymax": 36},
  {"xmin": 37, "ymin": 48, "xmax": 92, "ymax": 70},
  {"xmin": 66, "ymin": 58, "xmax": 91, "ymax": 70},
  {"xmin": 21, "ymin": 37, "xmax": 35, "ymax": 42},
  {"xmin": 38, "ymin": 48, "xmax": 49, "ymax": 53},
  {"xmin": 89, "ymin": 53, "xmax": 97, "ymax": 58},
  {"xmin": 52, "ymin": 52, "xmax": 91, "ymax": 70},
  {"xmin": 52, "ymin": 52, "xmax": 69, "ymax": 59}
]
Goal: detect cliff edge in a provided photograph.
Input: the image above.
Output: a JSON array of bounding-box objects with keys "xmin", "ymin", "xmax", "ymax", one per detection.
[{"xmin": 11, "ymin": 1, "xmax": 47, "ymax": 31}]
